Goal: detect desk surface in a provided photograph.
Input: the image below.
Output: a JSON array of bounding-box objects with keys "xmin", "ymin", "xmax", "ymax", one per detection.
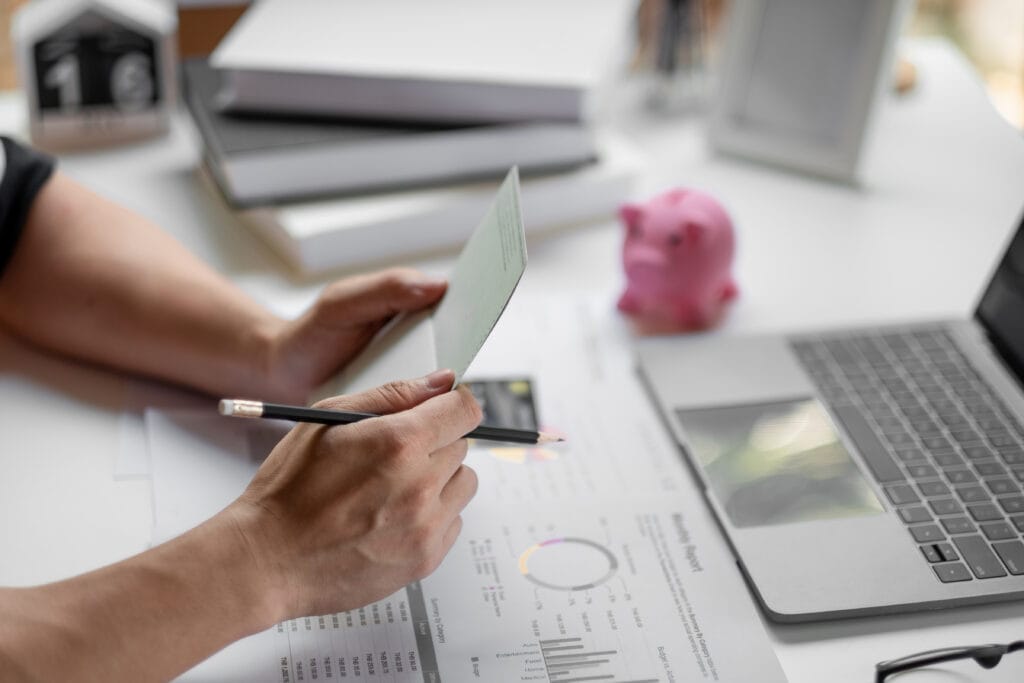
[{"xmin": 1, "ymin": 39, "xmax": 1024, "ymax": 682}]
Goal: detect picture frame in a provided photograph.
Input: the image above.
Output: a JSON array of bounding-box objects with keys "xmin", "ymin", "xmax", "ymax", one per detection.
[{"xmin": 708, "ymin": 0, "xmax": 910, "ymax": 183}]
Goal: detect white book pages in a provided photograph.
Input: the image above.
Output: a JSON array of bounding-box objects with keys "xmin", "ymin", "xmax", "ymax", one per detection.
[{"xmin": 234, "ymin": 136, "xmax": 642, "ymax": 275}]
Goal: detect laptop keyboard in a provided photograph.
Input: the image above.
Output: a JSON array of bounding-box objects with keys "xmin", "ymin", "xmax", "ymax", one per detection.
[{"xmin": 791, "ymin": 326, "xmax": 1024, "ymax": 583}]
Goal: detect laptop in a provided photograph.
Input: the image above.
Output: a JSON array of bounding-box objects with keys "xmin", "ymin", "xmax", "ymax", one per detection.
[{"xmin": 636, "ymin": 211, "xmax": 1024, "ymax": 622}]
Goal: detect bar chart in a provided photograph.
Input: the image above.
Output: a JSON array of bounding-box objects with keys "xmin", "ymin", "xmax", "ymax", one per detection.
[{"xmin": 539, "ymin": 637, "xmax": 659, "ymax": 683}]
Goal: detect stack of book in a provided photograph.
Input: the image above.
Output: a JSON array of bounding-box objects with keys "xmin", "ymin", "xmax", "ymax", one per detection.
[{"xmin": 186, "ymin": 0, "xmax": 641, "ymax": 274}]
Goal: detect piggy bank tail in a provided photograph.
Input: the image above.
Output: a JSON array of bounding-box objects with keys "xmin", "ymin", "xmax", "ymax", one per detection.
[{"xmin": 721, "ymin": 280, "xmax": 739, "ymax": 302}]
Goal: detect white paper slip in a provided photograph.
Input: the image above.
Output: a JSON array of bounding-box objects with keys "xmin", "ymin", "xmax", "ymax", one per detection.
[
  {"xmin": 332, "ymin": 167, "xmax": 526, "ymax": 395},
  {"xmin": 115, "ymin": 411, "xmax": 150, "ymax": 480},
  {"xmin": 431, "ymin": 167, "xmax": 527, "ymax": 380},
  {"xmin": 147, "ymin": 409, "xmax": 290, "ymax": 544},
  {"xmin": 115, "ymin": 379, "xmax": 214, "ymax": 481}
]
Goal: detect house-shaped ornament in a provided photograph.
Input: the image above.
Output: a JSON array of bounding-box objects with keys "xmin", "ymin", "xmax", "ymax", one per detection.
[{"xmin": 12, "ymin": 0, "xmax": 177, "ymax": 150}]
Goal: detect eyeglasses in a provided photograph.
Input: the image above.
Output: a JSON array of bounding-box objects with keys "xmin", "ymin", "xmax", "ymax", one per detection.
[{"xmin": 876, "ymin": 641, "xmax": 1023, "ymax": 682}]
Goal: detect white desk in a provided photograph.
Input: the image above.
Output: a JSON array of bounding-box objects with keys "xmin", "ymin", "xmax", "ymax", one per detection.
[{"xmin": 1, "ymin": 38, "xmax": 1023, "ymax": 681}]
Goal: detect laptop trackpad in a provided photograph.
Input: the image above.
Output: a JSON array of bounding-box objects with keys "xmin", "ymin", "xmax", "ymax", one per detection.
[{"xmin": 676, "ymin": 398, "xmax": 884, "ymax": 528}]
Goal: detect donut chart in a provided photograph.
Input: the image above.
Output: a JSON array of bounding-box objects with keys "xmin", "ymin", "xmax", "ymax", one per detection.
[{"xmin": 518, "ymin": 537, "xmax": 618, "ymax": 591}]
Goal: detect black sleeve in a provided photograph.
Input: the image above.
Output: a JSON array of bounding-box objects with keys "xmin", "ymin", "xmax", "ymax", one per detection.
[{"xmin": 0, "ymin": 136, "xmax": 56, "ymax": 278}]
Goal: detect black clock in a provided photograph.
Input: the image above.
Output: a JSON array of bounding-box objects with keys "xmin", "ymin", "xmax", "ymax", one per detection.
[
  {"xmin": 14, "ymin": 1, "xmax": 176, "ymax": 149},
  {"xmin": 34, "ymin": 13, "xmax": 160, "ymax": 114}
]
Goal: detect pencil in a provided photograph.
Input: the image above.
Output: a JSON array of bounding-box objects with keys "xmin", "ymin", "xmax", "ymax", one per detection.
[{"xmin": 218, "ymin": 399, "xmax": 565, "ymax": 446}]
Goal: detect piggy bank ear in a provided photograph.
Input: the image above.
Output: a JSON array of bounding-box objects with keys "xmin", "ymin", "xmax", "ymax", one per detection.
[
  {"xmin": 619, "ymin": 203, "xmax": 644, "ymax": 230},
  {"xmin": 665, "ymin": 188, "xmax": 689, "ymax": 204}
]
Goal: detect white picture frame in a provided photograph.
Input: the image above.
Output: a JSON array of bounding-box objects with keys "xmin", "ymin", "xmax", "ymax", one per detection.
[{"xmin": 708, "ymin": 0, "xmax": 909, "ymax": 183}]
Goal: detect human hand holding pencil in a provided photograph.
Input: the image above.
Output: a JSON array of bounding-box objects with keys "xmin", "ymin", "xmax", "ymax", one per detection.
[
  {"xmin": 220, "ymin": 375, "xmax": 565, "ymax": 446},
  {"xmin": 225, "ymin": 369, "xmax": 484, "ymax": 621}
]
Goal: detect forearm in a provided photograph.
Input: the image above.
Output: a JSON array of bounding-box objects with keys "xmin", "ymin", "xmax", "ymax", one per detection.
[
  {"xmin": 0, "ymin": 509, "xmax": 279, "ymax": 682},
  {"xmin": 0, "ymin": 172, "xmax": 284, "ymax": 398},
  {"xmin": 0, "ymin": 374, "xmax": 482, "ymax": 681}
]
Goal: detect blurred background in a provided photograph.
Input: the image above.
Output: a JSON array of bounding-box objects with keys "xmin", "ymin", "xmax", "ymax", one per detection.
[
  {"xmin": 908, "ymin": 0, "xmax": 1023, "ymax": 128},
  {"xmin": 3, "ymin": 0, "xmax": 1021, "ymax": 129}
]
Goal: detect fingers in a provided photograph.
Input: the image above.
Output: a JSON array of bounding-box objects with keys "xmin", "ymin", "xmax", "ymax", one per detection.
[
  {"xmin": 439, "ymin": 464, "xmax": 478, "ymax": 510},
  {"xmin": 317, "ymin": 268, "xmax": 447, "ymax": 325},
  {"xmin": 415, "ymin": 508, "xmax": 468, "ymax": 579},
  {"xmin": 315, "ymin": 369, "xmax": 456, "ymax": 414},
  {"xmin": 428, "ymin": 438, "xmax": 470, "ymax": 483},
  {"xmin": 438, "ymin": 515, "xmax": 464, "ymax": 559},
  {"xmin": 388, "ymin": 385, "xmax": 483, "ymax": 453},
  {"xmin": 313, "ymin": 376, "xmax": 478, "ymax": 484}
]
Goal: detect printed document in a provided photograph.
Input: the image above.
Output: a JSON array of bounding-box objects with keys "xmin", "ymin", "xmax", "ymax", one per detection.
[{"xmin": 149, "ymin": 295, "xmax": 785, "ymax": 682}]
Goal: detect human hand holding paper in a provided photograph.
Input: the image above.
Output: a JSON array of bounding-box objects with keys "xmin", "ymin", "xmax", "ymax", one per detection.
[{"xmin": 260, "ymin": 268, "xmax": 449, "ymax": 405}]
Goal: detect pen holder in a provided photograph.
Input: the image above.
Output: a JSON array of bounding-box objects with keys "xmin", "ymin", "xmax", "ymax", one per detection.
[{"xmin": 632, "ymin": 0, "xmax": 721, "ymax": 114}]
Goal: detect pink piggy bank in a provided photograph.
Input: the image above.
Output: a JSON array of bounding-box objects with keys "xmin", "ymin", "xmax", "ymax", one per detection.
[{"xmin": 617, "ymin": 188, "xmax": 738, "ymax": 332}]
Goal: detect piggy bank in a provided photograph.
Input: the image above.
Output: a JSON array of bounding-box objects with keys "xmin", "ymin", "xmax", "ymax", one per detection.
[{"xmin": 617, "ymin": 188, "xmax": 737, "ymax": 331}]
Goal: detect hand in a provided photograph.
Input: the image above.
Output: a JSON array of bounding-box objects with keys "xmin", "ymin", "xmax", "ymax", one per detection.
[
  {"xmin": 261, "ymin": 268, "xmax": 448, "ymax": 404},
  {"xmin": 224, "ymin": 369, "xmax": 481, "ymax": 622}
]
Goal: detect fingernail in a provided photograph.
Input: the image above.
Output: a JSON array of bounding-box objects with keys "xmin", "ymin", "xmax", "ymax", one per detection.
[
  {"xmin": 412, "ymin": 275, "xmax": 447, "ymax": 289},
  {"xmin": 408, "ymin": 278, "xmax": 446, "ymax": 300},
  {"xmin": 424, "ymin": 369, "xmax": 455, "ymax": 390}
]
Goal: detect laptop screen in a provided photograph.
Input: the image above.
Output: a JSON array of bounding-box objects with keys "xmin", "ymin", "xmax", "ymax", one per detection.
[{"xmin": 976, "ymin": 212, "xmax": 1024, "ymax": 385}]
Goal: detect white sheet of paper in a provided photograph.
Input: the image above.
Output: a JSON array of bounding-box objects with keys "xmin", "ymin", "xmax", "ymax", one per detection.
[
  {"xmin": 115, "ymin": 411, "xmax": 151, "ymax": 480},
  {"xmin": 183, "ymin": 496, "xmax": 784, "ymax": 682},
  {"xmin": 153, "ymin": 293, "xmax": 785, "ymax": 682},
  {"xmin": 147, "ymin": 409, "xmax": 290, "ymax": 544},
  {"xmin": 114, "ymin": 379, "xmax": 218, "ymax": 480}
]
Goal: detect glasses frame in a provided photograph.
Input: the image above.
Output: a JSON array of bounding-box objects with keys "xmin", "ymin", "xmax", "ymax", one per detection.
[{"xmin": 876, "ymin": 641, "xmax": 1024, "ymax": 682}]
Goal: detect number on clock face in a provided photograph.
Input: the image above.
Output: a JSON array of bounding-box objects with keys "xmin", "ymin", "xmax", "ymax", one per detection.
[
  {"xmin": 43, "ymin": 53, "xmax": 81, "ymax": 111},
  {"xmin": 110, "ymin": 52, "xmax": 154, "ymax": 111}
]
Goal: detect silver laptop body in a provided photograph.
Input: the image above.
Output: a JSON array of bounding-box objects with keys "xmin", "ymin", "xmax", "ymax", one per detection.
[{"xmin": 636, "ymin": 214, "xmax": 1024, "ymax": 622}]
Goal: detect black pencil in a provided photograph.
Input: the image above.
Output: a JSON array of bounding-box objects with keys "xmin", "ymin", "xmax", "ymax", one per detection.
[{"xmin": 218, "ymin": 399, "xmax": 564, "ymax": 446}]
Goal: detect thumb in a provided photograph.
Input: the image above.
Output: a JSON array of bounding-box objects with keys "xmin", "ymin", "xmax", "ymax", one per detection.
[{"xmin": 314, "ymin": 369, "xmax": 456, "ymax": 415}]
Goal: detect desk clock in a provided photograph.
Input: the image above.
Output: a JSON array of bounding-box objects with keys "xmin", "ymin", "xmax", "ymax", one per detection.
[{"xmin": 12, "ymin": 0, "xmax": 177, "ymax": 150}]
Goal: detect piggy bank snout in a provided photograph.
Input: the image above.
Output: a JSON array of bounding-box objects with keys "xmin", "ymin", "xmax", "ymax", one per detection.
[
  {"xmin": 623, "ymin": 244, "xmax": 680, "ymax": 289},
  {"xmin": 623, "ymin": 241, "xmax": 672, "ymax": 271}
]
